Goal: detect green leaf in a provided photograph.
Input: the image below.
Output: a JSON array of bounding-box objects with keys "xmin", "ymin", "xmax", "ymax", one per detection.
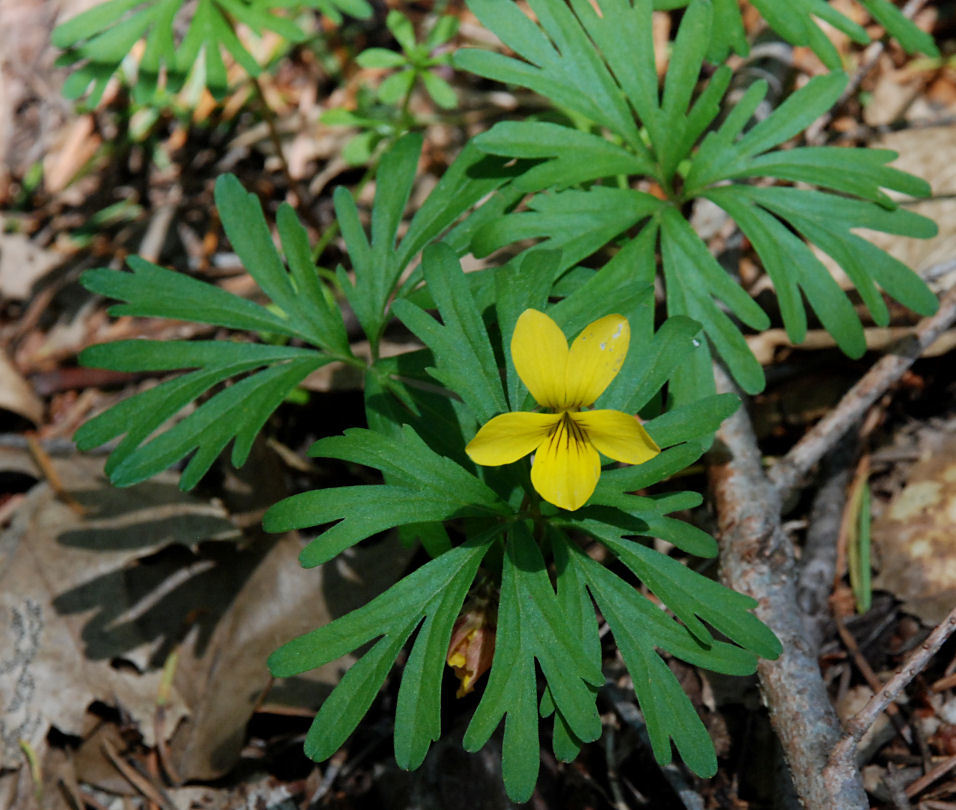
[
  {"xmin": 599, "ymin": 438, "xmax": 709, "ymax": 494},
  {"xmin": 457, "ymin": 0, "xmax": 642, "ymax": 151},
  {"xmin": 861, "ymin": 0, "xmax": 938, "ymax": 56},
  {"xmin": 745, "ymin": 185, "xmax": 938, "ymax": 322},
  {"xmin": 336, "ymin": 132, "xmax": 420, "ymax": 344},
  {"xmin": 305, "ymin": 621, "xmax": 420, "ymax": 761},
  {"xmin": 53, "ymin": 0, "xmax": 326, "ymax": 103},
  {"xmin": 494, "ymin": 251, "xmax": 557, "ymax": 410},
  {"xmin": 269, "ymin": 536, "xmax": 495, "ymax": 676},
  {"xmin": 265, "ymin": 481, "xmax": 501, "ymax": 568},
  {"xmin": 425, "ymin": 15, "xmax": 459, "ymax": 50},
  {"xmin": 76, "ymin": 339, "xmax": 328, "ymax": 487},
  {"xmin": 308, "ymin": 424, "xmax": 504, "ymax": 509},
  {"xmin": 394, "ymin": 553, "xmax": 485, "ymax": 769},
  {"xmin": 738, "ymin": 147, "xmax": 932, "ymax": 205},
  {"xmin": 280, "ymin": 530, "xmax": 491, "ymax": 765},
  {"xmin": 643, "ymin": 393, "xmax": 740, "ymax": 449},
  {"xmin": 392, "ymin": 243, "xmax": 507, "ymax": 424},
  {"xmin": 706, "ymin": 186, "xmax": 866, "ymax": 356},
  {"xmin": 82, "ymin": 258, "xmax": 304, "ymax": 340},
  {"xmin": 464, "ymin": 525, "xmax": 604, "ymax": 802},
  {"xmin": 598, "ymin": 531, "xmax": 782, "ymax": 658},
  {"xmin": 397, "ymin": 141, "xmax": 524, "ymax": 273},
  {"xmin": 600, "ymin": 315, "xmax": 703, "ymax": 414},
  {"xmin": 276, "ymin": 203, "xmax": 351, "ymax": 355},
  {"xmin": 117, "ymin": 356, "xmax": 326, "ymax": 488},
  {"xmin": 378, "ymin": 68, "xmax": 415, "ymax": 105},
  {"xmin": 356, "ymin": 47, "xmax": 407, "ymax": 69},
  {"xmin": 472, "ymin": 187, "xmax": 663, "ymax": 272},
  {"xmin": 660, "ymin": 212, "xmax": 766, "ymax": 394},
  {"xmin": 215, "ymin": 174, "xmax": 336, "ymax": 349},
  {"xmin": 657, "ymin": 0, "xmax": 712, "ymax": 177},
  {"xmin": 566, "ymin": 0, "xmax": 659, "ymax": 144},
  {"xmin": 558, "ymin": 538, "xmax": 763, "ymax": 776},
  {"xmin": 473, "ymin": 121, "xmax": 654, "ymax": 191},
  {"xmin": 420, "ymin": 70, "xmax": 457, "ymax": 109},
  {"xmin": 386, "ymin": 9, "xmax": 416, "ymax": 53},
  {"xmin": 558, "ymin": 224, "xmax": 655, "ymax": 331}
]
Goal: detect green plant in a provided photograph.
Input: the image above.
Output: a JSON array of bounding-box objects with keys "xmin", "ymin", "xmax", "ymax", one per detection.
[
  {"xmin": 323, "ymin": 10, "xmax": 461, "ymax": 165},
  {"xmin": 457, "ymin": 0, "xmax": 938, "ymax": 401},
  {"xmin": 53, "ymin": 0, "xmax": 373, "ymax": 105},
  {"xmin": 72, "ymin": 0, "xmax": 941, "ymax": 802}
]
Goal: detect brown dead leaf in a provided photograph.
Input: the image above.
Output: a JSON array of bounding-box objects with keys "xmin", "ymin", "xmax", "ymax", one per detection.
[
  {"xmin": 42, "ymin": 115, "xmax": 101, "ymax": 194},
  {"xmin": 166, "ymin": 527, "xmax": 415, "ymax": 780},
  {"xmin": 872, "ymin": 434, "xmax": 956, "ymax": 624},
  {"xmin": 1, "ymin": 440, "xmax": 415, "ymax": 783},
  {"xmin": 0, "ymin": 230, "xmax": 61, "ymax": 300},
  {"xmin": 0, "ymin": 351, "xmax": 43, "ymax": 424},
  {"xmin": 0, "ymin": 454, "xmax": 239, "ymax": 771}
]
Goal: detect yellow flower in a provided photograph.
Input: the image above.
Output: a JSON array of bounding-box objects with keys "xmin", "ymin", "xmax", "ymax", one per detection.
[{"xmin": 465, "ymin": 309, "xmax": 661, "ymax": 511}]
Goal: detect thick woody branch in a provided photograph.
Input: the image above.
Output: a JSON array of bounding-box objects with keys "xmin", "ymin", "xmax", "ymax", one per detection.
[
  {"xmin": 709, "ymin": 366, "xmax": 868, "ymax": 809},
  {"xmin": 770, "ymin": 283, "xmax": 956, "ymax": 502}
]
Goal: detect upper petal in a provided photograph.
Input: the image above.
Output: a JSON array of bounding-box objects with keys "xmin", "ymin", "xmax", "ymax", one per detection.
[
  {"xmin": 530, "ymin": 414, "xmax": 601, "ymax": 510},
  {"xmin": 564, "ymin": 314, "xmax": 629, "ymax": 408},
  {"xmin": 511, "ymin": 309, "xmax": 569, "ymax": 409},
  {"xmin": 466, "ymin": 411, "xmax": 560, "ymax": 466},
  {"xmin": 573, "ymin": 409, "xmax": 661, "ymax": 465}
]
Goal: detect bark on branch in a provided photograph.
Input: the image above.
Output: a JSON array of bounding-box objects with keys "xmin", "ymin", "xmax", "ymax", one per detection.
[{"xmin": 710, "ymin": 367, "xmax": 869, "ymax": 809}]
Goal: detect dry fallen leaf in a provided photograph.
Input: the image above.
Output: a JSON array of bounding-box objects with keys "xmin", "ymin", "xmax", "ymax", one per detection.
[
  {"xmin": 0, "ymin": 454, "xmax": 237, "ymax": 771},
  {"xmin": 0, "ymin": 351, "xmax": 43, "ymax": 424},
  {"xmin": 0, "ymin": 230, "xmax": 61, "ymax": 300},
  {"xmin": 0, "ymin": 443, "xmax": 416, "ymax": 786},
  {"xmin": 873, "ymin": 434, "xmax": 956, "ymax": 624}
]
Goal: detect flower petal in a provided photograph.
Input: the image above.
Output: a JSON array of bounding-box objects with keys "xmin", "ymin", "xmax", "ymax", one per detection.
[
  {"xmin": 573, "ymin": 409, "xmax": 661, "ymax": 464},
  {"xmin": 531, "ymin": 414, "xmax": 601, "ymax": 510},
  {"xmin": 466, "ymin": 411, "xmax": 560, "ymax": 466},
  {"xmin": 511, "ymin": 309, "xmax": 569, "ymax": 409},
  {"xmin": 564, "ymin": 314, "xmax": 629, "ymax": 408}
]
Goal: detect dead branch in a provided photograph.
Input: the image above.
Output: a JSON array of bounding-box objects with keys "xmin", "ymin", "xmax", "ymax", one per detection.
[
  {"xmin": 770, "ymin": 282, "xmax": 956, "ymax": 502},
  {"xmin": 710, "ymin": 366, "xmax": 869, "ymax": 809},
  {"xmin": 828, "ymin": 606, "xmax": 956, "ymax": 782}
]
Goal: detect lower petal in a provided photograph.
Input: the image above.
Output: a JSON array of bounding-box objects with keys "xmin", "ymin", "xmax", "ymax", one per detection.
[
  {"xmin": 466, "ymin": 412, "xmax": 560, "ymax": 466},
  {"xmin": 573, "ymin": 410, "xmax": 661, "ymax": 464},
  {"xmin": 531, "ymin": 415, "xmax": 601, "ymax": 511}
]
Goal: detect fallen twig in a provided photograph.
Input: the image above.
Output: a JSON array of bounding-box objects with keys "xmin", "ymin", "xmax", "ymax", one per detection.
[
  {"xmin": 828, "ymin": 606, "xmax": 956, "ymax": 781},
  {"xmin": 905, "ymin": 752, "xmax": 956, "ymax": 799},
  {"xmin": 770, "ymin": 282, "xmax": 956, "ymax": 502},
  {"xmin": 797, "ymin": 435, "xmax": 857, "ymax": 653},
  {"xmin": 710, "ymin": 366, "xmax": 869, "ymax": 809}
]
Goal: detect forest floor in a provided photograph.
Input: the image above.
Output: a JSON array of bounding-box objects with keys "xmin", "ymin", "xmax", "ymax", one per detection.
[{"xmin": 2, "ymin": 1, "xmax": 956, "ymax": 808}]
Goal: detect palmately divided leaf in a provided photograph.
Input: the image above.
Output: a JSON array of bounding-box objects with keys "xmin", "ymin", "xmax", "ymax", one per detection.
[
  {"xmin": 393, "ymin": 243, "xmax": 507, "ymax": 425},
  {"xmin": 76, "ymin": 341, "xmax": 329, "ymax": 488},
  {"xmin": 552, "ymin": 535, "xmax": 764, "ymax": 777},
  {"xmin": 265, "ymin": 483, "xmax": 503, "ymax": 568},
  {"xmin": 474, "ymin": 121, "xmax": 655, "ymax": 192},
  {"xmin": 463, "ymin": 525, "xmax": 604, "ymax": 802},
  {"xmin": 82, "ymin": 259, "xmax": 303, "ymax": 339},
  {"xmin": 269, "ymin": 536, "xmax": 490, "ymax": 766},
  {"xmin": 308, "ymin": 424, "xmax": 505, "ymax": 509},
  {"xmin": 334, "ymin": 136, "xmax": 521, "ymax": 351}
]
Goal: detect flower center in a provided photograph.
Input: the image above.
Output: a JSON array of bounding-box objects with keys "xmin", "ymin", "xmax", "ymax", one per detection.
[{"xmin": 548, "ymin": 411, "xmax": 587, "ymax": 452}]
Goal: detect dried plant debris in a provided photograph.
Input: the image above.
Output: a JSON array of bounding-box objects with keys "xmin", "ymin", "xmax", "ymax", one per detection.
[
  {"xmin": 0, "ymin": 452, "xmax": 414, "ymax": 788},
  {"xmin": 873, "ymin": 432, "xmax": 956, "ymax": 624}
]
